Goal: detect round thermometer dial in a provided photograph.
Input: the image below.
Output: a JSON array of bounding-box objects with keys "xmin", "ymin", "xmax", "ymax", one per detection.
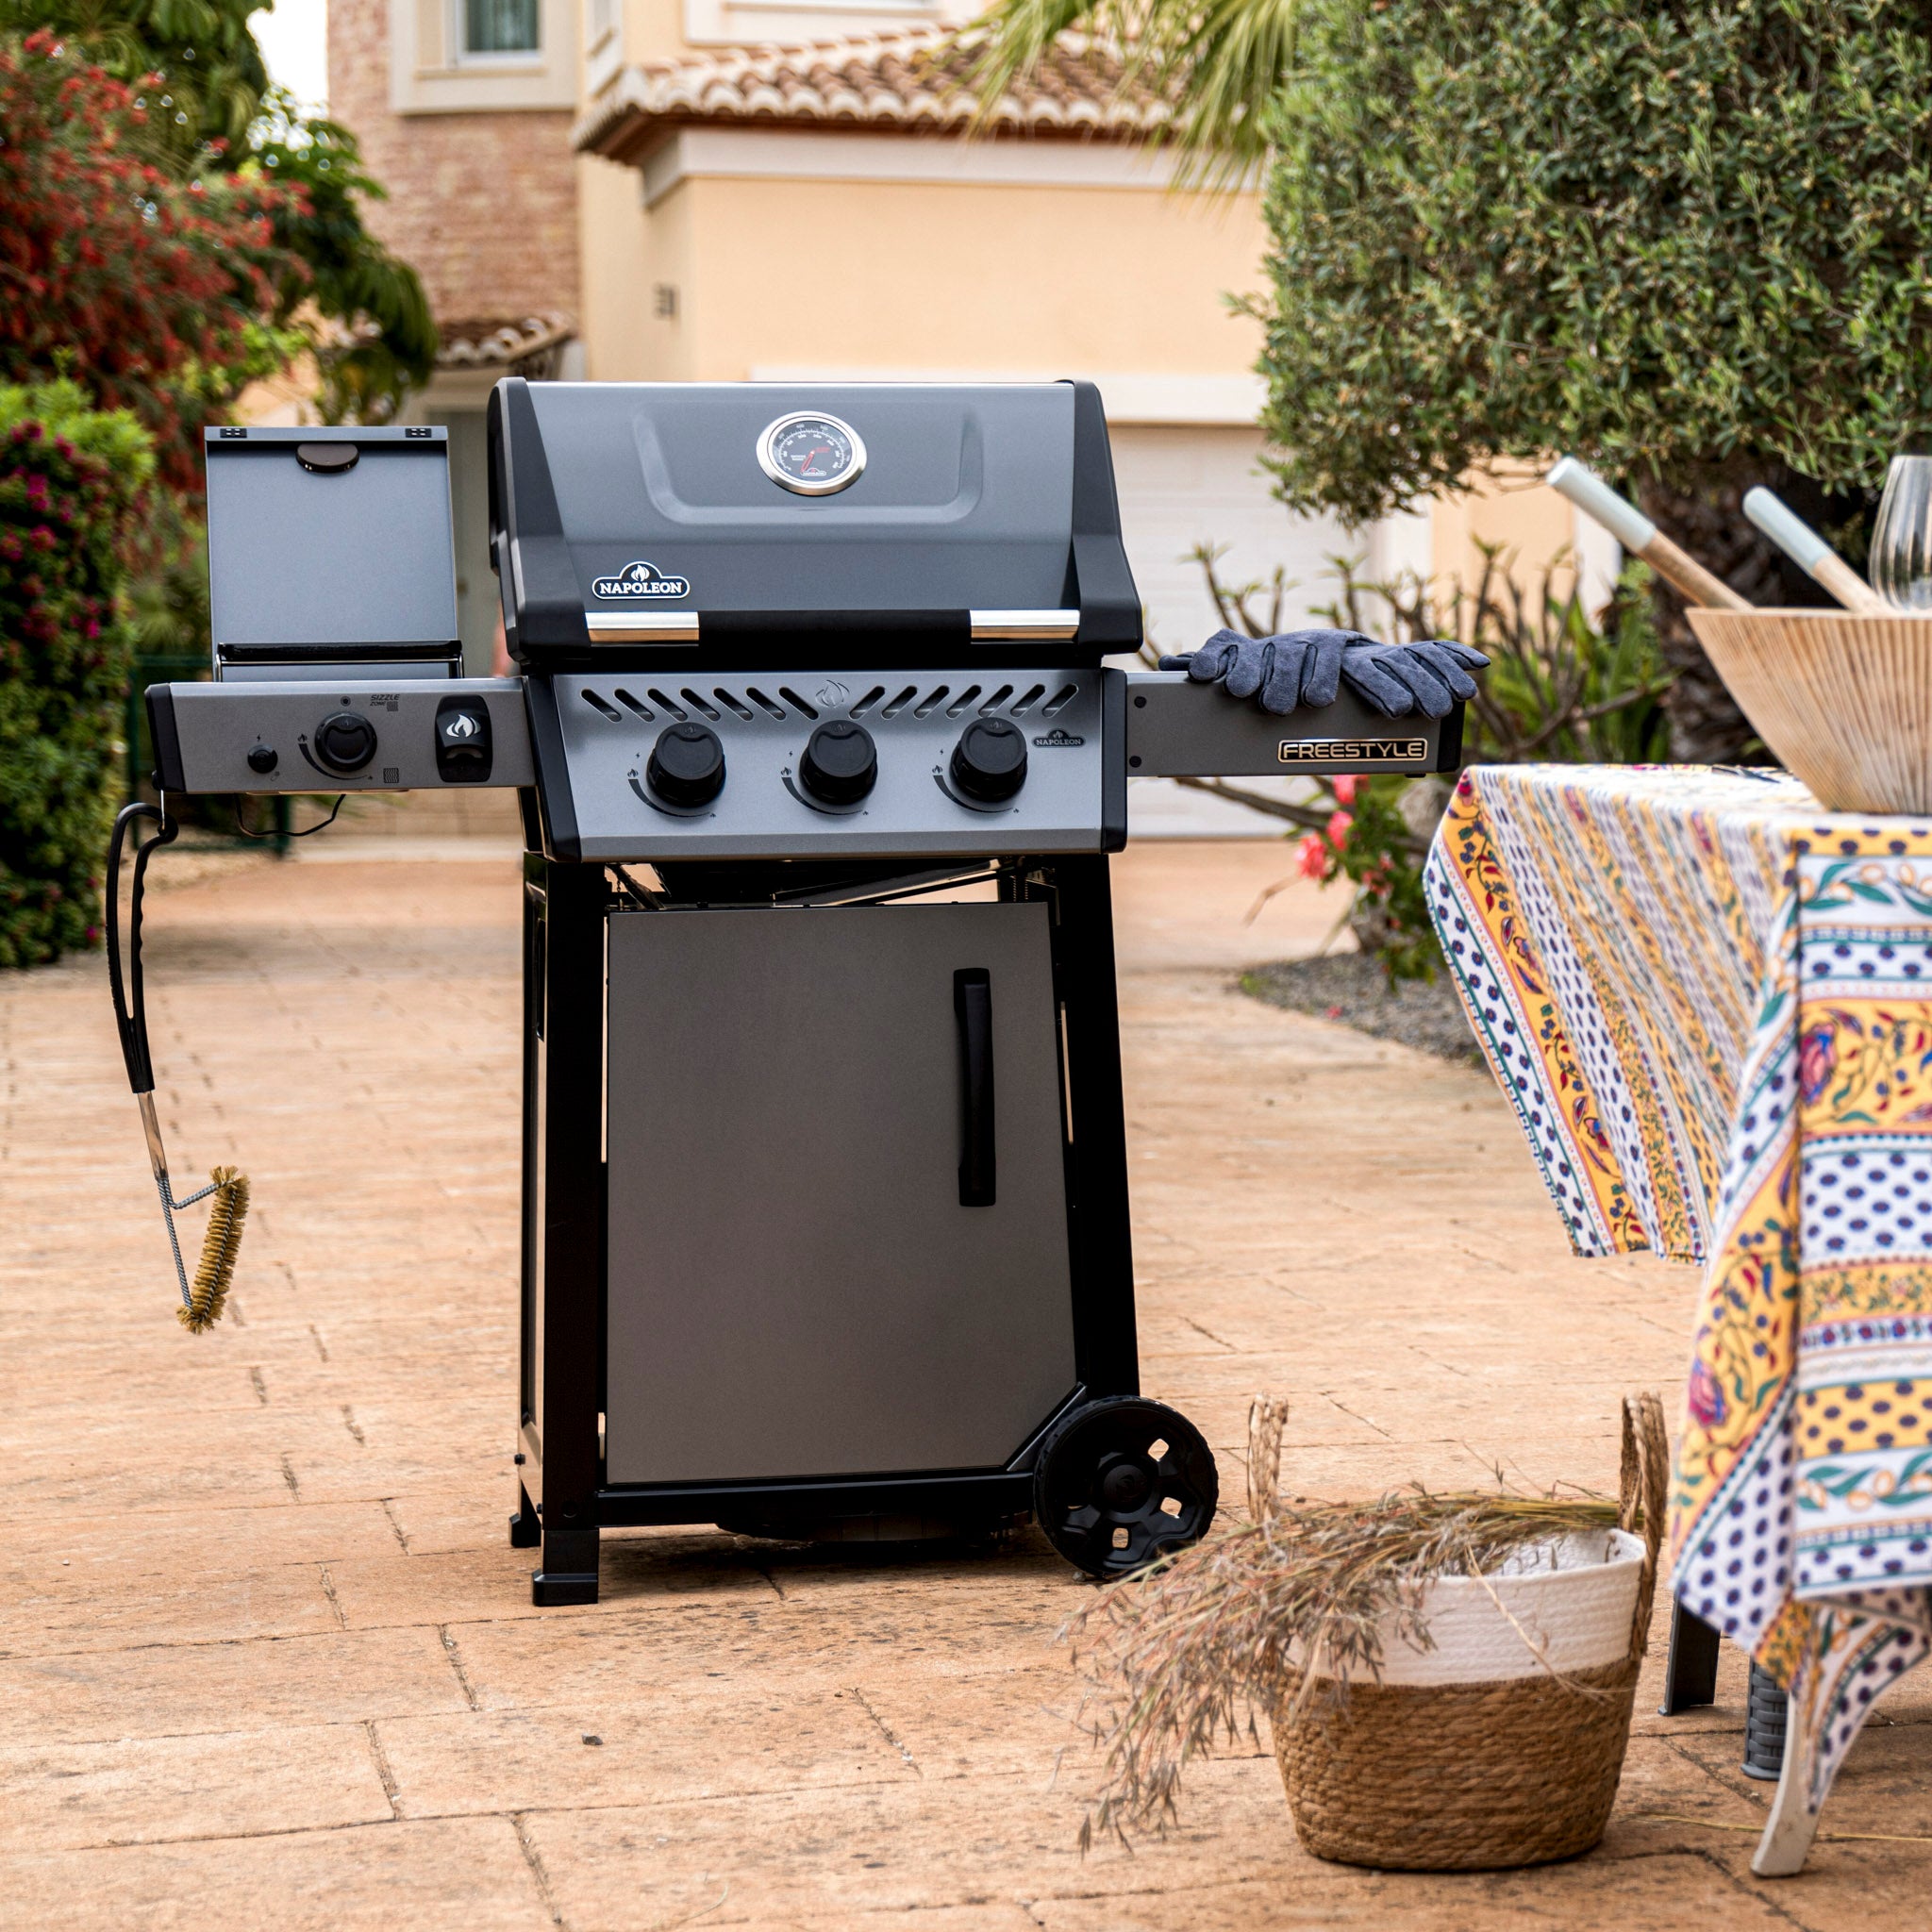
[{"xmin": 758, "ymin": 412, "xmax": 866, "ymax": 496}]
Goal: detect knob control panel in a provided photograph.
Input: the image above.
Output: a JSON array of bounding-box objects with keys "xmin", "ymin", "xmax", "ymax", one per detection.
[
  {"xmin": 799, "ymin": 720, "xmax": 877, "ymax": 806},
  {"xmin": 949, "ymin": 716, "xmax": 1027, "ymax": 804},
  {"xmin": 313, "ymin": 710, "xmax": 377, "ymax": 774},
  {"xmin": 547, "ymin": 668, "xmax": 1114, "ymax": 863},
  {"xmin": 145, "ymin": 679, "xmax": 534, "ymax": 794},
  {"xmin": 647, "ymin": 722, "xmax": 726, "ymax": 808}
]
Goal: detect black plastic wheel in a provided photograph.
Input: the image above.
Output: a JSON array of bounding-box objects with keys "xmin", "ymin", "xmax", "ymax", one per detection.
[{"xmin": 1034, "ymin": 1396, "xmax": 1218, "ymax": 1577}]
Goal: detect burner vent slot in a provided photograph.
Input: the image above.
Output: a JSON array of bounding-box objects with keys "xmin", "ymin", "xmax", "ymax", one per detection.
[
  {"xmin": 582, "ymin": 691, "xmax": 623, "ymax": 722},
  {"xmin": 979, "ymin": 684, "xmax": 1014, "ymax": 714},
  {"xmin": 612, "ymin": 689, "xmax": 653, "ymax": 721},
  {"xmin": 745, "ymin": 688, "xmax": 785, "ymax": 719},
  {"xmin": 912, "ymin": 686, "xmax": 949, "ymax": 718},
  {"xmin": 645, "ymin": 688, "xmax": 688, "ymax": 722},
  {"xmin": 879, "ymin": 686, "xmax": 918, "ymax": 718},
  {"xmin": 777, "ymin": 687, "xmax": 819, "ymax": 720},
  {"xmin": 713, "ymin": 689, "xmax": 755, "ymax": 721},
  {"xmin": 1041, "ymin": 683, "xmax": 1078, "ymax": 717},
  {"xmin": 680, "ymin": 687, "xmax": 722, "ymax": 722},
  {"xmin": 850, "ymin": 686, "xmax": 887, "ymax": 718},
  {"xmin": 944, "ymin": 685, "xmax": 983, "ymax": 718},
  {"xmin": 1009, "ymin": 683, "xmax": 1047, "ymax": 715}
]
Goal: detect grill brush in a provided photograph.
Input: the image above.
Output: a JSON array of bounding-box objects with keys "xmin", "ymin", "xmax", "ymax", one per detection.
[{"xmin": 107, "ymin": 802, "xmax": 249, "ymax": 1332}]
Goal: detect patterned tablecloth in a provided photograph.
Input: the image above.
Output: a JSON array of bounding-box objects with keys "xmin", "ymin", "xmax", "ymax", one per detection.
[{"xmin": 1424, "ymin": 765, "xmax": 1932, "ymax": 1866}]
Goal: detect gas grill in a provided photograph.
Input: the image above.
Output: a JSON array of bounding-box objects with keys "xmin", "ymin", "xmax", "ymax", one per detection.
[{"xmin": 142, "ymin": 381, "xmax": 1462, "ymax": 1604}]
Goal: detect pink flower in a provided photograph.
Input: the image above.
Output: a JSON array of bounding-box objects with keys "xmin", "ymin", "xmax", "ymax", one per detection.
[
  {"xmin": 1799, "ymin": 1022, "xmax": 1836, "ymax": 1107},
  {"xmin": 1332, "ymin": 774, "xmax": 1362, "ymax": 805},
  {"xmin": 1687, "ymin": 1358, "xmax": 1727, "ymax": 1430},
  {"xmin": 1325, "ymin": 810, "xmax": 1354, "ymax": 848},
  {"xmin": 1295, "ymin": 833, "xmax": 1328, "ymax": 879}
]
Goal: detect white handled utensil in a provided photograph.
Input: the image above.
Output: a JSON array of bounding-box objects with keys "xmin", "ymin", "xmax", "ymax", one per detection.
[
  {"xmin": 1545, "ymin": 458, "xmax": 1751, "ymax": 611},
  {"xmin": 1742, "ymin": 488, "xmax": 1890, "ymax": 616}
]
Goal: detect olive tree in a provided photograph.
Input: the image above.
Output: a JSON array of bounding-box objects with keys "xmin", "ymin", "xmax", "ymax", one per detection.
[{"xmin": 1255, "ymin": 0, "xmax": 1932, "ymax": 756}]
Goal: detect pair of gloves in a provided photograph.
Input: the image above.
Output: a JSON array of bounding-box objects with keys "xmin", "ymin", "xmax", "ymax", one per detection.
[{"xmin": 1159, "ymin": 628, "xmax": 1488, "ymax": 720}]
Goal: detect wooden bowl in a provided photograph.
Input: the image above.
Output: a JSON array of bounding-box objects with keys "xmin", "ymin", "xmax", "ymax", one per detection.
[{"xmin": 1688, "ymin": 608, "xmax": 1932, "ymax": 812}]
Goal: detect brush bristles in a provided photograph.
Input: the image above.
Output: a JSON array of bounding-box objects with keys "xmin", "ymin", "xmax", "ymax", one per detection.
[{"xmin": 179, "ymin": 1167, "xmax": 248, "ymax": 1333}]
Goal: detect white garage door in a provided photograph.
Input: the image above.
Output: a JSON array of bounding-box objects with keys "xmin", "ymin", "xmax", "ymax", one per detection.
[{"xmin": 1108, "ymin": 424, "xmax": 1361, "ymax": 659}]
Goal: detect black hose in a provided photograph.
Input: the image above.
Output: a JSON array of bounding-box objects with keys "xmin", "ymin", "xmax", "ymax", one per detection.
[{"xmin": 107, "ymin": 801, "xmax": 177, "ymax": 1096}]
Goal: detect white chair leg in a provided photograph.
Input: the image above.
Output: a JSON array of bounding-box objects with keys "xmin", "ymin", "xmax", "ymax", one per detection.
[{"xmin": 1752, "ymin": 1680, "xmax": 1820, "ymax": 1877}]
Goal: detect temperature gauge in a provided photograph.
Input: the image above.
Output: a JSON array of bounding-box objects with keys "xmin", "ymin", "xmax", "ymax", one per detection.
[{"xmin": 757, "ymin": 412, "xmax": 866, "ymax": 496}]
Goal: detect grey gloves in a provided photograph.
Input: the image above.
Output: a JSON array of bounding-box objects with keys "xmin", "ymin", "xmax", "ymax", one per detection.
[{"xmin": 1159, "ymin": 627, "xmax": 1489, "ymax": 720}]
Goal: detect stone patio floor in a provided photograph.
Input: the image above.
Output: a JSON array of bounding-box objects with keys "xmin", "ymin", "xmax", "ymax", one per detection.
[{"xmin": 2, "ymin": 839, "xmax": 1925, "ymax": 1929}]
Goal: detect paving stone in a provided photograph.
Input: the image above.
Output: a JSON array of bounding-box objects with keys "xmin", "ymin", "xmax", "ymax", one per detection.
[
  {"xmin": 0, "ymin": 1719, "xmax": 391, "ymax": 1850},
  {"xmin": 521, "ymin": 1757, "xmax": 1300, "ymax": 1925},
  {"xmin": 374, "ymin": 1688, "xmax": 916, "ymax": 1816},
  {"xmin": 0, "ymin": 1624, "xmax": 468, "ymax": 1743},
  {"xmin": 0, "ymin": 1817, "xmax": 550, "ymax": 1931}
]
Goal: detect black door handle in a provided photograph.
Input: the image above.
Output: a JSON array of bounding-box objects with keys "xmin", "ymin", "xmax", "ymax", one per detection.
[{"xmin": 954, "ymin": 968, "xmax": 995, "ymax": 1207}]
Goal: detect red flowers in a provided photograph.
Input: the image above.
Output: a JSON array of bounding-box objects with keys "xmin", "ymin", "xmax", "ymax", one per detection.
[{"xmin": 0, "ymin": 35, "xmax": 306, "ymax": 489}]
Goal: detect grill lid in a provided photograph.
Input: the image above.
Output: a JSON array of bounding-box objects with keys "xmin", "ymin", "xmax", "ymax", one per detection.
[{"xmin": 488, "ymin": 378, "xmax": 1139, "ymax": 668}]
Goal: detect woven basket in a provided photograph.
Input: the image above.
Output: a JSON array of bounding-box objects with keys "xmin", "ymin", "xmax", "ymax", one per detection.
[
  {"xmin": 1273, "ymin": 1395, "xmax": 1667, "ymax": 1872},
  {"xmin": 1687, "ymin": 608, "xmax": 1932, "ymax": 813}
]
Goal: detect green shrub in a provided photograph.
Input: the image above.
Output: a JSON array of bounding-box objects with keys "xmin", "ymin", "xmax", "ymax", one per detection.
[
  {"xmin": 0, "ymin": 380, "xmax": 153, "ymax": 969},
  {"xmin": 1258, "ymin": 0, "xmax": 1932, "ymax": 521}
]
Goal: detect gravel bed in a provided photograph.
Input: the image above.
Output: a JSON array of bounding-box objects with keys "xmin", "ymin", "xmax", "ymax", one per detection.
[{"xmin": 1240, "ymin": 953, "xmax": 1487, "ymax": 1068}]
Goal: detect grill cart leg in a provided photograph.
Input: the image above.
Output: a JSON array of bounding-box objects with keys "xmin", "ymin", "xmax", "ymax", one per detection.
[
  {"xmin": 524, "ymin": 858, "xmax": 607, "ymax": 1607},
  {"xmin": 1025, "ymin": 856, "xmax": 1140, "ymax": 1399},
  {"xmin": 509, "ymin": 1477, "xmax": 541, "ymax": 1550}
]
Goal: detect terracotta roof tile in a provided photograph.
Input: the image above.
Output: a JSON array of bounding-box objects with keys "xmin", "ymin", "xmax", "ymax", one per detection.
[
  {"xmin": 435, "ymin": 312, "xmax": 576, "ymax": 373},
  {"xmin": 575, "ymin": 30, "xmax": 1166, "ymax": 163}
]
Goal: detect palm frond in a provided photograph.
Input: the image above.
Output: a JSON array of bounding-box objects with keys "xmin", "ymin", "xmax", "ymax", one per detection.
[{"xmin": 958, "ymin": 0, "xmax": 1300, "ymax": 185}]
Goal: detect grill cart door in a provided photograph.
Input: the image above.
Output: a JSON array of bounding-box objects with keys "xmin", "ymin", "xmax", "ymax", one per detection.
[{"xmin": 604, "ymin": 900, "xmax": 1076, "ymax": 1485}]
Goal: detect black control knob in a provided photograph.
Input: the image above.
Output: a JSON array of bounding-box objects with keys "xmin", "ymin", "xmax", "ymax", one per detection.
[
  {"xmin": 246, "ymin": 743, "xmax": 279, "ymax": 775},
  {"xmin": 949, "ymin": 716, "xmax": 1027, "ymax": 804},
  {"xmin": 312, "ymin": 710, "xmax": 376, "ymax": 774},
  {"xmin": 647, "ymin": 722, "xmax": 725, "ymax": 808},
  {"xmin": 799, "ymin": 720, "xmax": 877, "ymax": 806}
]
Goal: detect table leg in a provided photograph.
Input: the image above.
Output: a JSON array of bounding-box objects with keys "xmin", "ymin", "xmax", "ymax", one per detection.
[{"xmin": 1659, "ymin": 1600, "xmax": 1722, "ymax": 1714}]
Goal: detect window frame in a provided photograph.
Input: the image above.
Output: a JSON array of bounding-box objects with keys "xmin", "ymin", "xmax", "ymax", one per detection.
[{"xmin": 452, "ymin": 0, "xmax": 544, "ymax": 64}]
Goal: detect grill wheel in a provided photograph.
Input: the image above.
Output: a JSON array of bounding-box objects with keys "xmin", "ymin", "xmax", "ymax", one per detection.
[{"xmin": 1035, "ymin": 1395, "xmax": 1218, "ymax": 1577}]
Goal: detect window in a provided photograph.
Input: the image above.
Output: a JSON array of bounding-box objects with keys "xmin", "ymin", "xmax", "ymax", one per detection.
[{"xmin": 462, "ymin": 0, "xmax": 540, "ymax": 57}]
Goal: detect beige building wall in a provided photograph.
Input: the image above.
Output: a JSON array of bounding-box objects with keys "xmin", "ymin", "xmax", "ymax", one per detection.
[
  {"xmin": 1432, "ymin": 463, "xmax": 1622, "ymax": 621},
  {"xmin": 579, "ymin": 164, "xmax": 1265, "ymax": 384}
]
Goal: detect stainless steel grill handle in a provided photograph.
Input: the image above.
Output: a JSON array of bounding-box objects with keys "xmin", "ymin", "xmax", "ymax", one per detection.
[{"xmin": 583, "ymin": 608, "xmax": 1081, "ymax": 645}]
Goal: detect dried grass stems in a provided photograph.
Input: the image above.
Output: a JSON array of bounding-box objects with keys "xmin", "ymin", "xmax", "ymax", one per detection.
[{"xmin": 1061, "ymin": 1396, "xmax": 1664, "ymax": 1851}]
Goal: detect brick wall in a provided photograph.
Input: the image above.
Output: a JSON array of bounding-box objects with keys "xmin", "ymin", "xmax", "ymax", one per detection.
[{"xmin": 328, "ymin": 0, "xmax": 582, "ymax": 325}]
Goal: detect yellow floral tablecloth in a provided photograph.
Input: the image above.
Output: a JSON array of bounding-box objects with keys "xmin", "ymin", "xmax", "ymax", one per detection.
[{"xmin": 1425, "ymin": 765, "xmax": 1932, "ymax": 1864}]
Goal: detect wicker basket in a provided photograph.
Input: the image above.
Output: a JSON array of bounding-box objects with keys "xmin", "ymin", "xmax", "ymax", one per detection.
[
  {"xmin": 1687, "ymin": 608, "xmax": 1932, "ymax": 813},
  {"xmin": 1273, "ymin": 1396, "xmax": 1667, "ymax": 1872}
]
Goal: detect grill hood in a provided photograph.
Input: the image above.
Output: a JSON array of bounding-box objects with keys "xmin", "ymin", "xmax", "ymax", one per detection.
[{"xmin": 488, "ymin": 378, "xmax": 1140, "ymax": 670}]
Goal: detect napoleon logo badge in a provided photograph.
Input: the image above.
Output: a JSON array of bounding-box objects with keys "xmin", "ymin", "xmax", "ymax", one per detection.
[{"xmin": 591, "ymin": 560, "xmax": 691, "ymax": 601}]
